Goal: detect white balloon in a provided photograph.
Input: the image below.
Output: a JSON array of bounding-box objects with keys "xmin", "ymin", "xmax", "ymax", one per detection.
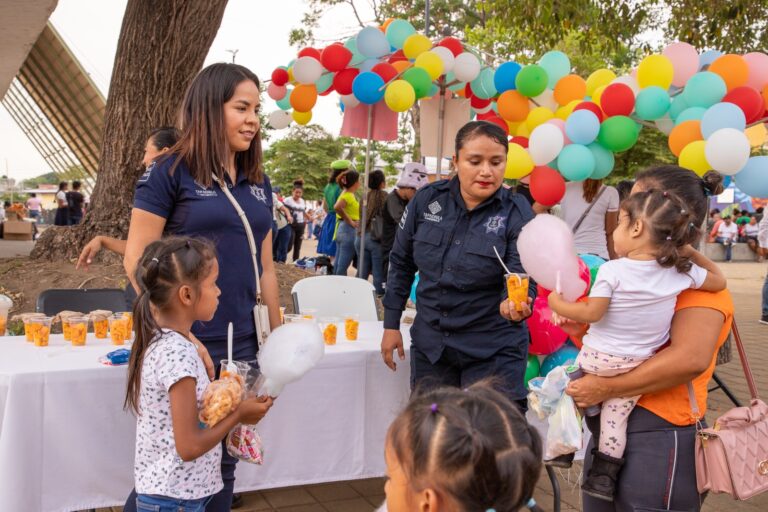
[
  {"xmin": 532, "ymin": 89, "xmax": 558, "ymax": 111},
  {"xmin": 528, "ymin": 123, "xmax": 565, "ymax": 165},
  {"xmin": 453, "ymin": 52, "xmax": 481, "ymax": 82},
  {"xmin": 704, "ymin": 128, "xmax": 751, "ymax": 175},
  {"xmin": 431, "ymin": 46, "xmax": 456, "ymax": 74},
  {"xmin": 341, "ymin": 94, "xmax": 360, "ymax": 108},
  {"xmin": 612, "ymin": 75, "xmax": 640, "ymax": 97},
  {"xmin": 292, "ymin": 56, "xmax": 324, "ymax": 84},
  {"xmin": 268, "ymin": 110, "xmax": 292, "ymax": 129},
  {"xmin": 256, "ymin": 322, "xmax": 325, "ymax": 397},
  {"xmin": 654, "ymin": 115, "xmax": 674, "ymax": 135}
]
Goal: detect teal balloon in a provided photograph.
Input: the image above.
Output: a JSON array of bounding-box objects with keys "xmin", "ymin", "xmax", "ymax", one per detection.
[
  {"xmin": 675, "ymin": 106, "xmax": 707, "ymax": 125},
  {"xmin": 316, "ymin": 73, "xmax": 333, "ymax": 94},
  {"xmin": 598, "ymin": 115, "xmax": 640, "ymax": 152},
  {"xmin": 588, "ymin": 143, "xmax": 615, "ymax": 179},
  {"xmin": 635, "ymin": 86, "xmax": 670, "ymax": 120},
  {"xmin": 701, "ymin": 102, "xmax": 746, "ymax": 138},
  {"xmin": 516, "ymin": 64, "xmax": 549, "ymax": 97},
  {"xmin": 356, "ymin": 26, "xmax": 390, "ymax": 58},
  {"xmin": 525, "ymin": 355, "xmax": 541, "ymax": 388},
  {"xmin": 494, "ymin": 61, "xmax": 521, "ymax": 93},
  {"xmin": 345, "ymin": 37, "xmax": 365, "ymax": 66},
  {"xmin": 669, "ymin": 95, "xmax": 690, "ymax": 120},
  {"xmin": 277, "ymin": 89, "xmax": 292, "ymax": 110},
  {"xmin": 385, "ymin": 19, "xmax": 416, "ymax": 49},
  {"xmin": 539, "ymin": 51, "xmax": 570, "ymax": 88},
  {"xmin": 471, "ymin": 67, "xmax": 497, "ymax": 99},
  {"xmin": 548, "ymin": 158, "xmax": 558, "ymax": 171},
  {"xmin": 540, "ymin": 345, "xmax": 580, "ymax": 377},
  {"xmin": 409, "ymin": 272, "xmax": 420, "ymax": 304},
  {"xmin": 578, "ymin": 253, "xmax": 606, "ymax": 293},
  {"xmin": 428, "ymin": 83, "xmax": 439, "ymax": 97},
  {"xmin": 447, "ymin": 72, "xmax": 466, "ymax": 91},
  {"xmin": 558, "ymin": 144, "xmax": 595, "ymax": 181},
  {"xmin": 734, "ymin": 156, "xmax": 768, "ymax": 198},
  {"xmin": 682, "ymin": 72, "xmax": 727, "ymax": 108}
]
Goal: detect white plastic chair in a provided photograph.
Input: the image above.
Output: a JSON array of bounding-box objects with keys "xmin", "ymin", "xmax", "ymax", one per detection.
[{"xmin": 291, "ymin": 276, "xmax": 379, "ymax": 321}]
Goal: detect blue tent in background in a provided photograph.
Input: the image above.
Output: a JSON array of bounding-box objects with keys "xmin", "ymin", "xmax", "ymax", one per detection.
[{"xmin": 710, "ymin": 181, "xmax": 755, "ymax": 214}]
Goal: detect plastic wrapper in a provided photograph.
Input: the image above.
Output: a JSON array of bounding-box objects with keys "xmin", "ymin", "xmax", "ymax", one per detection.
[
  {"xmin": 527, "ymin": 366, "xmax": 582, "ymax": 459},
  {"xmin": 225, "ymin": 360, "xmax": 265, "ymax": 464},
  {"xmin": 199, "ymin": 362, "xmax": 246, "ymax": 428}
]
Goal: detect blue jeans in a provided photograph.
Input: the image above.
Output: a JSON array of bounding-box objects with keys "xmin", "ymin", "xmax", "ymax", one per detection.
[
  {"xmin": 762, "ymin": 270, "xmax": 768, "ymax": 317},
  {"xmin": 334, "ymin": 221, "xmax": 357, "ymax": 275},
  {"xmin": 274, "ymin": 225, "xmax": 292, "ymax": 263},
  {"xmin": 355, "ymin": 232, "xmax": 385, "ymax": 295},
  {"xmin": 716, "ymin": 236, "xmax": 733, "ymax": 261},
  {"xmin": 136, "ymin": 494, "xmax": 211, "ymax": 512}
]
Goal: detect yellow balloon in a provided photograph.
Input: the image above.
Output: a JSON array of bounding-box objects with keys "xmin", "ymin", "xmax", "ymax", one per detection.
[
  {"xmin": 556, "ymin": 100, "xmax": 581, "ymax": 120},
  {"xmin": 516, "ymin": 121, "xmax": 531, "ymax": 138},
  {"xmin": 414, "ymin": 51, "xmax": 444, "ymax": 80},
  {"xmin": 592, "ymin": 84, "xmax": 607, "ymax": 107},
  {"xmin": 637, "ymin": 54, "xmax": 674, "ymax": 89},
  {"xmin": 505, "ymin": 143, "xmax": 534, "ymax": 179},
  {"xmin": 586, "ymin": 69, "xmax": 616, "ymax": 97},
  {"xmin": 403, "ymin": 33, "xmax": 432, "ymax": 59},
  {"xmin": 384, "ymin": 80, "xmax": 416, "ymax": 112},
  {"xmin": 287, "ymin": 67, "xmax": 295, "ymax": 83},
  {"xmin": 746, "ymin": 123, "xmax": 768, "ymax": 147},
  {"xmin": 526, "ymin": 106, "xmax": 554, "ymax": 132},
  {"xmin": 292, "ymin": 110, "xmax": 312, "ymax": 125},
  {"xmin": 507, "ymin": 121, "xmax": 521, "ymax": 133},
  {"xmin": 678, "ymin": 140, "xmax": 711, "ymax": 176}
]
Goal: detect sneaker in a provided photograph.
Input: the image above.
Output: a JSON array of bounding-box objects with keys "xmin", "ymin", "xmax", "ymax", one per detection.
[{"xmin": 760, "ymin": 316, "xmax": 768, "ymax": 325}]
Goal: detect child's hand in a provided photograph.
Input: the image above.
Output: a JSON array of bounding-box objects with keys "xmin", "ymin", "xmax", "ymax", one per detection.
[
  {"xmin": 237, "ymin": 395, "xmax": 274, "ymax": 425},
  {"xmin": 547, "ymin": 291, "xmax": 564, "ymax": 311}
]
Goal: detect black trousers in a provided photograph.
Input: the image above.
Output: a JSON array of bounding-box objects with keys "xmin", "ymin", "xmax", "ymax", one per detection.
[{"xmin": 290, "ymin": 223, "xmax": 305, "ymax": 261}]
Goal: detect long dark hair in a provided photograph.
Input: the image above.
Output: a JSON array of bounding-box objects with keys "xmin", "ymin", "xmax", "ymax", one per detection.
[
  {"xmin": 169, "ymin": 63, "xmax": 264, "ymax": 187},
  {"xmin": 149, "ymin": 126, "xmax": 181, "ymax": 151},
  {"xmin": 337, "ymin": 170, "xmax": 360, "ymax": 190},
  {"xmin": 364, "ymin": 170, "xmax": 387, "ymax": 229},
  {"xmin": 388, "ymin": 381, "xmax": 543, "ymax": 512},
  {"xmin": 125, "ymin": 237, "xmax": 217, "ymax": 414},
  {"xmin": 582, "ymin": 178, "xmax": 603, "ymax": 203},
  {"xmin": 329, "ymin": 167, "xmax": 347, "ymax": 185}
]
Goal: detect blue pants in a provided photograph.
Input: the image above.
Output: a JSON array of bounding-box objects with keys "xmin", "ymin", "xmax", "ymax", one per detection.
[
  {"xmin": 69, "ymin": 214, "xmax": 82, "ymax": 225},
  {"xmin": 334, "ymin": 221, "xmax": 357, "ymax": 276},
  {"xmin": 355, "ymin": 232, "xmax": 385, "ymax": 295},
  {"xmin": 716, "ymin": 236, "xmax": 733, "ymax": 261},
  {"xmin": 762, "ymin": 270, "xmax": 768, "ymax": 317},
  {"xmin": 136, "ymin": 494, "xmax": 211, "ymax": 512},
  {"xmin": 274, "ymin": 225, "xmax": 292, "ymax": 263}
]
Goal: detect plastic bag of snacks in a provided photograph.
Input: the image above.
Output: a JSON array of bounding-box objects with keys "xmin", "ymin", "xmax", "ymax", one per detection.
[
  {"xmin": 199, "ymin": 365, "xmax": 245, "ymax": 428},
  {"xmin": 224, "ymin": 360, "xmax": 266, "ymax": 464}
]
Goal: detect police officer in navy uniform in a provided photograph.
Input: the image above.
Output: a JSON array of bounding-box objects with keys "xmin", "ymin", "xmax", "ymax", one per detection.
[{"xmin": 381, "ymin": 121, "xmax": 535, "ymax": 410}]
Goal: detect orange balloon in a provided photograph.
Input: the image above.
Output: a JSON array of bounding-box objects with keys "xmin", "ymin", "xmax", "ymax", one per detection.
[
  {"xmin": 554, "ymin": 75, "xmax": 587, "ymax": 106},
  {"xmin": 668, "ymin": 120, "xmax": 703, "ymax": 157},
  {"xmin": 380, "ymin": 18, "xmax": 394, "ymax": 32},
  {"xmin": 392, "ymin": 60, "xmax": 412, "ymax": 74},
  {"xmin": 763, "ymin": 85, "xmax": 768, "ymax": 107},
  {"xmin": 497, "ymin": 90, "xmax": 530, "ymax": 122},
  {"xmin": 290, "ymin": 84, "xmax": 317, "ymax": 113},
  {"xmin": 709, "ymin": 54, "xmax": 749, "ymax": 90}
]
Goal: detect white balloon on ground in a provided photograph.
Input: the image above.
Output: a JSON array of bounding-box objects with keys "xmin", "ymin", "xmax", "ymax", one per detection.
[
  {"xmin": 268, "ymin": 110, "xmax": 292, "ymax": 129},
  {"xmin": 453, "ymin": 52, "xmax": 481, "ymax": 82},
  {"xmin": 528, "ymin": 123, "xmax": 565, "ymax": 165},
  {"xmin": 704, "ymin": 128, "xmax": 750, "ymax": 175},
  {"xmin": 256, "ymin": 322, "xmax": 325, "ymax": 397},
  {"xmin": 292, "ymin": 56, "xmax": 324, "ymax": 84},
  {"xmin": 431, "ymin": 46, "xmax": 456, "ymax": 74}
]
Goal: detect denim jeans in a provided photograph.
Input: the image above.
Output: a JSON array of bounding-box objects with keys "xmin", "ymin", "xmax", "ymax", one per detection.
[
  {"xmin": 334, "ymin": 221, "xmax": 357, "ymax": 276},
  {"xmin": 274, "ymin": 225, "xmax": 292, "ymax": 263},
  {"xmin": 716, "ymin": 236, "xmax": 733, "ymax": 261},
  {"xmin": 136, "ymin": 494, "xmax": 211, "ymax": 512},
  {"xmin": 762, "ymin": 270, "xmax": 768, "ymax": 317},
  {"xmin": 355, "ymin": 232, "xmax": 385, "ymax": 295}
]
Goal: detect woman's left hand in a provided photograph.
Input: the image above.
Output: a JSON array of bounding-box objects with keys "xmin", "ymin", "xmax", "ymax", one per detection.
[
  {"xmin": 189, "ymin": 332, "xmax": 215, "ymax": 380},
  {"xmin": 499, "ymin": 298, "xmax": 532, "ymax": 322},
  {"xmin": 566, "ymin": 374, "xmax": 612, "ymax": 408}
]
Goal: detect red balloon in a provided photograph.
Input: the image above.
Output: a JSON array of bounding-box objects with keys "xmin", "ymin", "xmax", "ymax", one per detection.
[
  {"xmin": 510, "ymin": 136, "xmax": 529, "ymax": 148},
  {"xmin": 321, "ymin": 44, "xmax": 353, "ymax": 72},
  {"xmin": 573, "ymin": 101, "xmax": 605, "ymax": 122},
  {"xmin": 332, "ymin": 68, "xmax": 359, "ymax": 96},
  {"xmin": 723, "ymin": 86, "xmax": 765, "ymax": 124},
  {"xmin": 372, "ymin": 62, "xmax": 398, "ymax": 83},
  {"xmin": 319, "ymin": 83, "xmax": 335, "ymax": 96},
  {"xmin": 437, "ymin": 37, "xmax": 463, "ymax": 57},
  {"xmin": 298, "ymin": 47, "xmax": 322, "ymax": 60},
  {"xmin": 485, "ymin": 115, "xmax": 509, "ymax": 135},
  {"xmin": 470, "ymin": 95, "xmax": 492, "ymax": 110},
  {"xmin": 600, "ymin": 83, "xmax": 635, "ymax": 117},
  {"xmin": 577, "ymin": 258, "xmax": 591, "ymax": 296},
  {"xmin": 388, "ymin": 49, "xmax": 408, "ymax": 64},
  {"xmin": 527, "ymin": 295, "xmax": 568, "ymax": 356},
  {"xmin": 530, "ymin": 166, "xmax": 566, "ymax": 207},
  {"xmin": 464, "ymin": 82, "xmax": 475, "ymax": 99},
  {"xmin": 271, "ymin": 68, "xmax": 289, "ymax": 86}
]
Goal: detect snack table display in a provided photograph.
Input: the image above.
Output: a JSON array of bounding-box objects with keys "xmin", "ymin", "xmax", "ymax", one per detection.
[{"xmin": 0, "ymin": 321, "xmax": 412, "ymax": 512}]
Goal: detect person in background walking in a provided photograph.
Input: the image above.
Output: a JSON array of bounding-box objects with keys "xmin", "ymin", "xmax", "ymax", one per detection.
[
  {"xmin": 333, "ymin": 170, "xmax": 361, "ymax": 276},
  {"xmin": 54, "ymin": 182, "xmax": 69, "ymax": 226},
  {"xmin": 317, "ymin": 161, "xmax": 349, "ymax": 258},
  {"xmin": 283, "ymin": 183, "xmax": 310, "ymax": 262},
  {"xmin": 67, "ymin": 180, "xmax": 85, "ymax": 225},
  {"xmin": 25, "ymin": 193, "xmax": 42, "ymax": 223},
  {"xmin": 355, "ymin": 169, "xmax": 388, "ymax": 296}
]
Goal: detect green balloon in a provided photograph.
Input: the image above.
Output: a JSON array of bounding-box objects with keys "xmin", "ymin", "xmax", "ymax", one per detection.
[
  {"xmin": 635, "ymin": 86, "xmax": 670, "ymax": 121},
  {"xmin": 403, "ymin": 67, "xmax": 433, "ymax": 99},
  {"xmin": 597, "ymin": 115, "xmax": 640, "ymax": 152},
  {"xmin": 515, "ymin": 64, "xmax": 548, "ymax": 97},
  {"xmin": 525, "ymin": 355, "xmax": 541, "ymax": 388}
]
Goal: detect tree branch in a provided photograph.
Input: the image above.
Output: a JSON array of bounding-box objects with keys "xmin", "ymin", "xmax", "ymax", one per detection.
[{"xmin": 346, "ymin": 0, "xmax": 366, "ymax": 28}]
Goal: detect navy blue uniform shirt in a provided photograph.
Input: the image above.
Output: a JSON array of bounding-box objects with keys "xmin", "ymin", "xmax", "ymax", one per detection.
[
  {"xmin": 383, "ymin": 178, "xmax": 535, "ymax": 363},
  {"xmin": 133, "ymin": 156, "xmax": 273, "ymax": 343}
]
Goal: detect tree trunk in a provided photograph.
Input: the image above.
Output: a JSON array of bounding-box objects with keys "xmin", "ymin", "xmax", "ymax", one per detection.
[{"xmin": 31, "ymin": 0, "xmax": 228, "ymax": 260}]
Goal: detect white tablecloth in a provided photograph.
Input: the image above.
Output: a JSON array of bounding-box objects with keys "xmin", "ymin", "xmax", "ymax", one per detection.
[{"xmin": 0, "ymin": 322, "xmax": 412, "ymax": 512}]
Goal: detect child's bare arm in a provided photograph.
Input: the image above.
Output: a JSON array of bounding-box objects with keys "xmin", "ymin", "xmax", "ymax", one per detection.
[
  {"xmin": 682, "ymin": 246, "xmax": 727, "ymax": 292},
  {"xmin": 548, "ymin": 293, "xmax": 610, "ymax": 324}
]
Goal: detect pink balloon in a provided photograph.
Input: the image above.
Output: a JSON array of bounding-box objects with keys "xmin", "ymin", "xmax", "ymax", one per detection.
[
  {"xmin": 663, "ymin": 42, "xmax": 699, "ymax": 88},
  {"xmin": 744, "ymin": 52, "xmax": 768, "ymax": 91},
  {"xmin": 527, "ymin": 295, "xmax": 568, "ymax": 356},
  {"xmin": 268, "ymin": 82, "xmax": 287, "ymax": 101},
  {"xmin": 545, "ymin": 118, "xmax": 571, "ymax": 145}
]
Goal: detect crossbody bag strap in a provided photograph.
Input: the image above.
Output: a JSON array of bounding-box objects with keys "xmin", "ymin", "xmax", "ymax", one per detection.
[
  {"xmin": 572, "ymin": 186, "xmax": 607, "ymax": 234},
  {"xmin": 213, "ymin": 176, "xmax": 262, "ymax": 302}
]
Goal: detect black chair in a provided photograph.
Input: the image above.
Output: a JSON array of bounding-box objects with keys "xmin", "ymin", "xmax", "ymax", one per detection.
[{"xmin": 36, "ymin": 288, "xmax": 129, "ymax": 316}]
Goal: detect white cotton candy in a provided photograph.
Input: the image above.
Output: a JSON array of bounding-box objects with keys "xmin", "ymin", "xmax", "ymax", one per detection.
[{"xmin": 256, "ymin": 322, "xmax": 325, "ymax": 397}]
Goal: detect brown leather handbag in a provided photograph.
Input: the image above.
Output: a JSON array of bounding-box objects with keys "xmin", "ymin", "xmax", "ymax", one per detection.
[{"xmin": 691, "ymin": 321, "xmax": 768, "ymax": 500}]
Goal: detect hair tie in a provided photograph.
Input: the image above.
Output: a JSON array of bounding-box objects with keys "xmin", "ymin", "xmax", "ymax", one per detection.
[
  {"xmin": 689, "ymin": 222, "xmax": 696, "ymax": 228},
  {"xmin": 663, "ymin": 191, "xmax": 669, "ymax": 197},
  {"xmin": 430, "ymin": 403, "xmax": 439, "ymax": 414},
  {"xmin": 681, "ymin": 209, "xmax": 686, "ymax": 214},
  {"xmin": 666, "ymin": 236, "xmax": 672, "ymax": 240},
  {"xmin": 151, "ymin": 257, "xmax": 159, "ymax": 263},
  {"xmin": 702, "ymin": 183, "xmax": 712, "ymax": 197},
  {"xmin": 527, "ymin": 498, "xmax": 537, "ymax": 509}
]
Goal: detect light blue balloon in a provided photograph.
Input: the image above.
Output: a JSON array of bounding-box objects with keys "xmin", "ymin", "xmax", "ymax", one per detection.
[
  {"xmin": 385, "ymin": 19, "xmax": 416, "ymax": 49},
  {"xmin": 675, "ymin": 106, "xmax": 707, "ymax": 125},
  {"xmin": 682, "ymin": 72, "xmax": 727, "ymax": 108},
  {"xmin": 352, "ymin": 71, "xmax": 385, "ymax": 104},
  {"xmin": 316, "ymin": 73, "xmax": 333, "ymax": 94},
  {"xmin": 699, "ymin": 50, "xmax": 723, "ymax": 70},
  {"xmin": 358, "ymin": 58, "xmax": 379, "ymax": 72},
  {"xmin": 428, "ymin": 83, "xmax": 439, "ymax": 97},
  {"xmin": 345, "ymin": 37, "xmax": 365, "ymax": 65},
  {"xmin": 539, "ymin": 51, "xmax": 570, "ymax": 88},
  {"xmin": 734, "ymin": 156, "xmax": 768, "ymax": 198},
  {"xmin": 565, "ymin": 110, "xmax": 600, "ymax": 145},
  {"xmin": 557, "ymin": 144, "xmax": 595, "ymax": 181},
  {"xmin": 701, "ymin": 102, "xmax": 747, "ymax": 138},
  {"xmin": 635, "ymin": 86, "xmax": 671, "ymax": 120},
  {"xmin": 357, "ymin": 27, "xmax": 390, "ymax": 58},
  {"xmin": 494, "ymin": 61, "xmax": 521, "ymax": 93},
  {"xmin": 723, "ymin": 175, "xmax": 732, "ymax": 188},
  {"xmin": 471, "ymin": 67, "xmax": 497, "ymax": 99},
  {"xmin": 588, "ymin": 143, "xmax": 615, "ymax": 179},
  {"xmin": 668, "ymin": 95, "xmax": 689, "ymax": 120},
  {"xmin": 540, "ymin": 344, "xmax": 581, "ymax": 376},
  {"xmin": 277, "ymin": 89, "xmax": 292, "ymax": 110}
]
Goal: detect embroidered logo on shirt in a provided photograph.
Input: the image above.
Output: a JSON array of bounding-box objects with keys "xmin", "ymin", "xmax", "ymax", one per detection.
[
  {"xmin": 484, "ymin": 215, "xmax": 506, "ymax": 235},
  {"xmin": 399, "ymin": 206, "xmax": 408, "ymax": 229},
  {"xmin": 428, "ymin": 201, "xmax": 442, "ymax": 215},
  {"xmin": 423, "ymin": 201, "xmax": 443, "ymax": 223},
  {"xmin": 194, "ymin": 180, "xmax": 218, "ymax": 198},
  {"xmin": 137, "ymin": 162, "xmax": 154, "ymax": 183},
  {"xmin": 250, "ymin": 185, "xmax": 267, "ymax": 204}
]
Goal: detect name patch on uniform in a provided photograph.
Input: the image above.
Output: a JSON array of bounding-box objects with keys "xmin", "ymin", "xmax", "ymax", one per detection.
[
  {"xmin": 484, "ymin": 215, "xmax": 506, "ymax": 235},
  {"xmin": 423, "ymin": 201, "xmax": 443, "ymax": 223},
  {"xmin": 250, "ymin": 185, "xmax": 268, "ymax": 204},
  {"xmin": 137, "ymin": 163, "xmax": 154, "ymax": 183},
  {"xmin": 194, "ymin": 180, "xmax": 218, "ymax": 198}
]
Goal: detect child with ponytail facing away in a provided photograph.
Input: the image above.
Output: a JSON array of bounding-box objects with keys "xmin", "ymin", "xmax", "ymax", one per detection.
[
  {"xmin": 125, "ymin": 237, "xmax": 273, "ymax": 512},
  {"xmin": 548, "ymin": 189, "xmax": 726, "ymax": 501},
  {"xmin": 384, "ymin": 382, "xmax": 544, "ymax": 512}
]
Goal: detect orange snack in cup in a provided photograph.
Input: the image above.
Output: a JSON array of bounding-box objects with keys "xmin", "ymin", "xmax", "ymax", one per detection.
[
  {"xmin": 323, "ymin": 323, "xmax": 337, "ymax": 345},
  {"xmin": 109, "ymin": 316, "xmax": 128, "ymax": 345},
  {"xmin": 33, "ymin": 326, "xmax": 50, "ymax": 347},
  {"xmin": 25, "ymin": 322, "xmax": 40, "ymax": 342},
  {"xmin": 344, "ymin": 318, "xmax": 359, "ymax": 341},
  {"xmin": 0, "ymin": 318, "xmax": 5, "ymax": 336},
  {"xmin": 121, "ymin": 312, "xmax": 134, "ymax": 335},
  {"xmin": 69, "ymin": 321, "xmax": 88, "ymax": 346},
  {"xmin": 62, "ymin": 321, "xmax": 72, "ymax": 341},
  {"xmin": 506, "ymin": 273, "xmax": 530, "ymax": 312},
  {"xmin": 93, "ymin": 319, "xmax": 109, "ymax": 339}
]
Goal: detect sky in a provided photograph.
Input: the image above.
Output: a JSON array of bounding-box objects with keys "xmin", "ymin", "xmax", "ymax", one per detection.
[{"xmin": 0, "ymin": 0, "xmax": 377, "ymax": 181}]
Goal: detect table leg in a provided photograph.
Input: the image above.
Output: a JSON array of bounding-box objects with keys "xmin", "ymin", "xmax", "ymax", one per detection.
[{"xmin": 545, "ymin": 464, "xmax": 561, "ymax": 512}]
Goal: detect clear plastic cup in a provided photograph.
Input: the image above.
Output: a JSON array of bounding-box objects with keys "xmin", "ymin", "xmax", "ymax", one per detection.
[
  {"xmin": 284, "ymin": 313, "xmax": 313, "ymax": 324},
  {"xmin": 505, "ymin": 272, "xmax": 530, "ymax": 312},
  {"xmin": 61, "ymin": 319, "xmax": 72, "ymax": 341},
  {"xmin": 319, "ymin": 316, "xmax": 340, "ymax": 346},
  {"xmin": 109, "ymin": 314, "xmax": 129, "ymax": 345},
  {"xmin": 0, "ymin": 294, "xmax": 11, "ymax": 336},
  {"xmin": 31, "ymin": 316, "xmax": 53, "ymax": 347},
  {"xmin": 279, "ymin": 306, "xmax": 286, "ymax": 324},
  {"xmin": 117, "ymin": 311, "xmax": 134, "ymax": 337},
  {"xmin": 301, "ymin": 308, "xmax": 318, "ymax": 320},
  {"xmin": 68, "ymin": 316, "xmax": 89, "ymax": 346},
  {"xmin": 92, "ymin": 316, "xmax": 109, "ymax": 339},
  {"xmin": 344, "ymin": 314, "xmax": 359, "ymax": 341}
]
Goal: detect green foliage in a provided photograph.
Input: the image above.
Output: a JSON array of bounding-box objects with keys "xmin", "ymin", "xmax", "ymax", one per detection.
[
  {"xmin": 611, "ymin": 124, "xmax": 676, "ymax": 180},
  {"xmin": 25, "ymin": 172, "xmax": 60, "ymax": 187}
]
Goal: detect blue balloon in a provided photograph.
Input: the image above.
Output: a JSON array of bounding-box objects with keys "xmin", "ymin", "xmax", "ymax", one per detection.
[
  {"xmin": 494, "ymin": 61, "xmax": 521, "ymax": 93},
  {"xmin": 587, "ymin": 143, "xmax": 615, "ymax": 179},
  {"xmin": 682, "ymin": 72, "xmax": 727, "ymax": 108},
  {"xmin": 699, "ymin": 50, "xmax": 723, "ymax": 70},
  {"xmin": 701, "ymin": 102, "xmax": 747, "ymax": 138},
  {"xmin": 385, "ymin": 19, "xmax": 416, "ymax": 49},
  {"xmin": 356, "ymin": 27, "xmax": 390, "ymax": 58},
  {"xmin": 352, "ymin": 72, "xmax": 385, "ymax": 104},
  {"xmin": 675, "ymin": 106, "xmax": 707, "ymax": 125},
  {"xmin": 540, "ymin": 344, "xmax": 581, "ymax": 376},
  {"xmin": 565, "ymin": 110, "xmax": 600, "ymax": 145},
  {"xmin": 471, "ymin": 67, "xmax": 497, "ymax": 99},
  {"xmin": 734, "ymin": 156, "xmax": 768, "ymax": 198},
  {"xmin": 358, "ymin": 58, "xmax": 379, "ymax": 73},
  {"xmin": 668, "ymin": 95, "xmax": 690, "ymax": 120},
  {"xmin": 558, "ymin": 144, "xmax": 595, "ymax": 181},
  {"xmin": 635, "ymin": 86, "xmax": 670, "ymax": 120},
  {"xmin": 539, "ymin": 51, "xmax": 571, "ymax": 88},
  {"xmin": 723, "ymin": 175, "xmax": 732, "ymax": 188},
  {"xmin": 410, "ymin": 273, "xmax": 420, "ymax": 304}
]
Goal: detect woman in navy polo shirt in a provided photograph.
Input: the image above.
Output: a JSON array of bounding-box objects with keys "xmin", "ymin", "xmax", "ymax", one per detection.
[{"xmin": 124, "ymin": 63, "xmax": 281, "ymax": 512}]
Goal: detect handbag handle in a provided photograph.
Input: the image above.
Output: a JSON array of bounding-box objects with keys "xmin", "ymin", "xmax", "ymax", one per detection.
[{"xmin": 572, "ymin": 186, "xmax": 607, "ymax": 234}]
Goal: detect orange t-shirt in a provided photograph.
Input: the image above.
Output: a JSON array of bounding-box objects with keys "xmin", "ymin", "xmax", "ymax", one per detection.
[{"xmin": 637, "ymin": 289, "xmax": 734, "ymax": 426}]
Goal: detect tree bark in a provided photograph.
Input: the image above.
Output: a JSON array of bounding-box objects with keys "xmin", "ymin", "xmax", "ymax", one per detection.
[{"xmin": 31, "ymin": 0, "xmax": 228, "ymax": 260}]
